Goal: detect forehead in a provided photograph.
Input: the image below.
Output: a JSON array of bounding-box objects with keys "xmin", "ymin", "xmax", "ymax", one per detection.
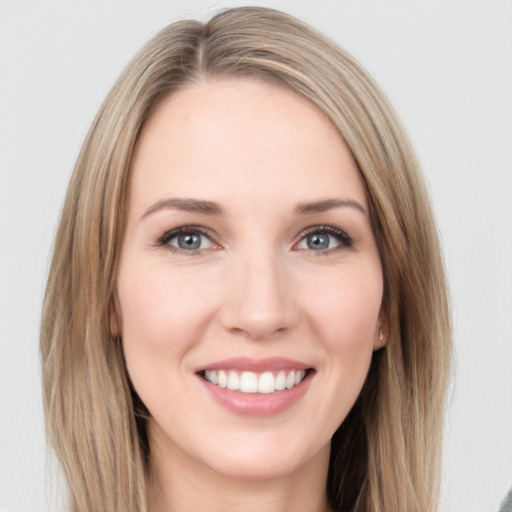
[{"xmin": 129, "ymin": 77, "xmax": 367, "ymax": 213}]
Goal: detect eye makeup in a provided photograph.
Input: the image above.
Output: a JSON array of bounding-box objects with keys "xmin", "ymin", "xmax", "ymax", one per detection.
[
  {"xmin": 294, "ymin": 225, "xmax": 355, "ymax": 253},
  {"xmin": 152, "ymin": 222, "xmax": 355, "ymax": 258},
  {"xmin": 153, "ymin": 225, "xmax": 220, "ymax": 255}
]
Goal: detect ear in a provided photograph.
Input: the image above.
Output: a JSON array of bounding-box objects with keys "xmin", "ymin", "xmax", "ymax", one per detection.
[{"xmin": 373, "ymin": 310, "xmax": 389, "ymax": 350}]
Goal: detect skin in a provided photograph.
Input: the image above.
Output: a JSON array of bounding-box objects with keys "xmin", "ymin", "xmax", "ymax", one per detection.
[{"xmin": 113, "ymin": 78, "xmax": 386, "ymax": 512}]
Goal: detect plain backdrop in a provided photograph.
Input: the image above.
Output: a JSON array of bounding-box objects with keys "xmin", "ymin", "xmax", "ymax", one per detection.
[{"xmin": 0, "ymin": 1, "xmax": 511, "ymax": 511}]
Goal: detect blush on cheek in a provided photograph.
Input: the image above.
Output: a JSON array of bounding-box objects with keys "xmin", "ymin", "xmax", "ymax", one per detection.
[
  {"xmin": 118, "ymin": 264, "xmax": 190, "ymax": 345},
  {"xmin": 309, "ymin": 283, "xmax": 382, "ymax": 347}
]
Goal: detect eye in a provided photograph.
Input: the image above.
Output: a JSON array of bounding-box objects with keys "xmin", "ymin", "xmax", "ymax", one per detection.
[
  {"xmin": 173, "ymin": 233, "xmax": 211, "ymax": 250},
  {"xmin": 157, "ymin": 226, "xmax": 218, "ymax": 253},
  {"xmin": 296, "ymin": 226, "xmax": 354, "ymax": 252}
]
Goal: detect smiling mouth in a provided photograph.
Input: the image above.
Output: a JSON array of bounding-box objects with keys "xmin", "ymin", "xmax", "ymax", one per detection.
[{"xmin": 199, "ymin": 369, "xmax": 311, "ymax": 394}]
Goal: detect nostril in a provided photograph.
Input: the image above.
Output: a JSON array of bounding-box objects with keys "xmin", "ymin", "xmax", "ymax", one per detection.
[{"xmin": 219, "ymin": 264, "xmax": 299, "ymax": 339}]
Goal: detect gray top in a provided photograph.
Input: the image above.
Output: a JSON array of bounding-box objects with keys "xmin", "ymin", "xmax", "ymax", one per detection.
[{"xmin": 499, "ymin": 487, "xmax": 512, "ymax": 512}]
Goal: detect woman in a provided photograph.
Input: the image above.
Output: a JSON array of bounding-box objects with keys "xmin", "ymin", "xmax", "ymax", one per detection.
[{"xmin": 40, "ymin": 6, "xmax": 451, "ymax": 512}]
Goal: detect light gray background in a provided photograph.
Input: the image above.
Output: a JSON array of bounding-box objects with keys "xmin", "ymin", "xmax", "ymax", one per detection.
[{"xmin": 0, "ymin": 1, "xmax": 511, "ymax": 511}]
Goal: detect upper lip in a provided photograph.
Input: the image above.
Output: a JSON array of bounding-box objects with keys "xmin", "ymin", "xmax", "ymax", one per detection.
[{"xmin": 195, "ymin": 357, "xmax": 312, "ymax": 373}]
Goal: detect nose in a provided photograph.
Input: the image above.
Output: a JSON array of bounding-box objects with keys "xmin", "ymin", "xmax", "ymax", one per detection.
[{"xmin": 220, "ymin": 248, "xmax": 299, "ymax": 340}]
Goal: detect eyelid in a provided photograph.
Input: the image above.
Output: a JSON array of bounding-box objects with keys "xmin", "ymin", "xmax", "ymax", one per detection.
[
  {"xmin": 153, "ymin": 223, "xmax": 354, "ymax": 255},
  {"xmin": 155, "ymin": 225, "xmax": 221, "ymax": 253},
  {"xmin": 294, "ymin": 225, "xmax": 354, "ymax": 251}
]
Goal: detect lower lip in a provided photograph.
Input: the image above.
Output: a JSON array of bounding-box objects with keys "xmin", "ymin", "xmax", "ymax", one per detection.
[{"xmin": 198, "ymin": 373, "xmax": 313, "ymax": 417}]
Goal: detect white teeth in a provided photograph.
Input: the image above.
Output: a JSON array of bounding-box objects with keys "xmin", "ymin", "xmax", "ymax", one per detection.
[
  {"xmin": 204, "ymin": 370, "xmax": 218, "ymax": 385},
  {"xmin": 203, "ymin": 369, "xmax": 307, "ymax": 394},
  {"xmin": 240, "ymin": 371, "xmax": 258, "ymax": 393},
  {"xmin": 218, "ymin": 370, "xmax": 227, "ymax": 388},
  {"xmin": 258, "ymin": 372, "xmax": 275, "ymax": 394},
  {"xmin": 275, "ymin": 371, "xmax": 286, "ymax": 391},
  {"xmin": 227, "ymin": 371, "xmax": 240, "ymax": 391},
  {"xmin": 286, "ymin": 371, "xmax": 295, "ymax": 389}
]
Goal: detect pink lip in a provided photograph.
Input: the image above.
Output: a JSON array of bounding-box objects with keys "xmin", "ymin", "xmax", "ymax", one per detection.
[
  {"xmin": 195, "ymin": 357, "xmax": 314, "ymax": 417},
  {"xmin": 196, "ymin": 357, "xmax": 311, "ymax": 373}
]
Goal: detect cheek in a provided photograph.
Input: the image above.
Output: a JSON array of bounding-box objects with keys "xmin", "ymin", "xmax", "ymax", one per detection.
[
  {"xmin": 116, "ymin": 261, "xmax": 219, "ymax": 381},
  {"xmin": 302, "ymin": 266, "xmax": 383, "ymax": 355},
  {"xmin": 116, "ymin": 260, "xmax": 223, "ymax": 422},
  {"xmin": 292, "ymin": 265, "xmax": 383, "ymax": 435}
]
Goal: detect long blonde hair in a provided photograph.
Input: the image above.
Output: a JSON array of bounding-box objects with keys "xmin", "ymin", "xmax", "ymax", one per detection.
[{"xmin": 41, "ymin": 7, "xmax": 451, "ymax": 512}]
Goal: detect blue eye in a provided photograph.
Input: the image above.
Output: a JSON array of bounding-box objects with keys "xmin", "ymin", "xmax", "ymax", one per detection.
[
  {"xmin": 297, "ymin": 226, "xmax": 353, "ymax": 252},
  {"xmin": 305, "ymin": 233, "xmax": 331, "ymax": 250},
  {"xmin": 158, "ymin": 227, "xmax": 216, "ymax": 253},
  {"xmin": 175, "ymin": 233, "xmax": 202, "ymax": 250}
]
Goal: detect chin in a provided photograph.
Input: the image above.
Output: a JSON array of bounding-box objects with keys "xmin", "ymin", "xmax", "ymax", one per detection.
[{"xmin": 196, "ymin": 433, "xmax": 330, "ymax": 482}]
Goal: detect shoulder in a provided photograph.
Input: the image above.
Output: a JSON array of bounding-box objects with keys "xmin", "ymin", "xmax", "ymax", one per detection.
[{"xmin": 499, "ymin": 487, "xmax": 512, "ymax": 512}]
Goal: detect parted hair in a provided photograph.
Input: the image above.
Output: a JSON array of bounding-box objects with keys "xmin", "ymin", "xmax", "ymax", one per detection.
[{"xmin": 41, "ymin": 6, "xmax": 451, "ymax": 512}]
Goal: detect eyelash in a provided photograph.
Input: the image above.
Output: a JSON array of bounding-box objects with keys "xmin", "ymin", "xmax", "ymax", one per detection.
[
  {"xmin": 296, "ymin": 225, "xmax": 355, "ymax": 253},
  {"xmin": 154, "ymin": 224, "xmax": 354, "ymax": 255},
  {"xmin": 154, "ymin": 225, "xmax": 219, "ymax": 255}
]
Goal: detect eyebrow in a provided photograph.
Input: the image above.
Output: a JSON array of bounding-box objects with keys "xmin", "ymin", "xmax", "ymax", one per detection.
[
  {"xmin": 141, "ymin": 198, "xmax": 224, "ymax": 219},
  {"xmin": 141, "ymin": 196, "xmax": 366, "ymax": 220},
  {"xmin": 294, "ymin": 198, "xmax": 366, "ymax": 215}
]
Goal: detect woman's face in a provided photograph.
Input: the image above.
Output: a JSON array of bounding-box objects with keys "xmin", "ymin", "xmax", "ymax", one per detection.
[{"xmin": 114, "ymin": 78, "xmax": 385, "ymax": 481}]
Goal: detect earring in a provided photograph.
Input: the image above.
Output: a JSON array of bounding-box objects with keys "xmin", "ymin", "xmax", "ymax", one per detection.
[{"xmin": 379, "ymin": 329, "xmax": 384, "ymax": 341}]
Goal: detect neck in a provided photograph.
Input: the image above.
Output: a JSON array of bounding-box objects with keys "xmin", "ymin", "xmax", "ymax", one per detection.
[{"xmin": 147, "ymin": 429, "xmax": 332, "ymax": 512}]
